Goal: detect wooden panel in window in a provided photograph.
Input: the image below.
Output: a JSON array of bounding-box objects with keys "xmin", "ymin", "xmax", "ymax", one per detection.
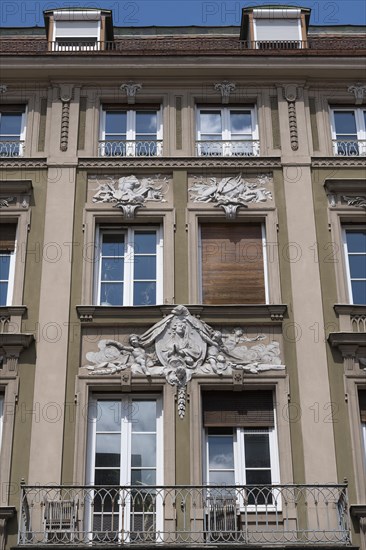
[
  {"xmin": 0, "ymin": 223, "xmax": 16, "ymax": 251},
  {"xmin": 359, "ymin": 390, "xmax": 366, "ymax": 423},
  {"xmin": 200, "ymin": 223, "xmax": 265, "ymax": 304},
  {"xmin": 203, "ymin": 390, "xmax": 274, "ymax": 428}
]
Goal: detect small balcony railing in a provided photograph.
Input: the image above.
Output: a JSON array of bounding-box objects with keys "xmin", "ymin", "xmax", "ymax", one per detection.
[
  {"xmin": 98, "ymin": 140, "xmax": 163, "ymax": 157},
  {"xmin": 333, "ymin": 139, "xmax": 366, "ymax": 156},
  {"xmin": 253, "ymin": 40, "xmax": 306, "ymax": 50},
  {"xmin": 18, "ymin": 483, "xmax": 350, "ymax": 546},
  {"xmin": 196, "ymin": 140, "xmax": 260, "ymax": 157},
  {"xmin": 0, "ymin": 140, "xmax": 25, "ymax": 157}
]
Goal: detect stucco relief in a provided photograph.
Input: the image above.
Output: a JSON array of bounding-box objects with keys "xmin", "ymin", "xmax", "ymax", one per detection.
[
  {"xmin": 342, "ymin": 195, "xmax": 366, "ymax": 209},
  {"xmin": 83, "ymin": 305, "xmax": 285, "ymax": 418},
  {"xmin": 189, "ymin": 173, "xmax": 272, "ymax": 218},
  {"xmin": 91, "ymin": 174, "xmax": 169, "ymax": 218}
]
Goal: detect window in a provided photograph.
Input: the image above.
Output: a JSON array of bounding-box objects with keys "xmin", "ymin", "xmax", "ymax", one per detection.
[
  {"xmin": 95, "ymin": 227, "xmax": 163, "ymax": 306},
  {"xmin": 52, "ymin": 10, "xmax": 101, "ymax": 51},
  {"xmin": 0, "ymin": 223, "xmax": 17, "ymax": 306},
  {"xmin": 99, "ymin": 108, "xmax": 163, "ymax": 157},
  {"xmin": 199, "ymin": 223, "xmax": 267, "ymax": 304},
  {"xmin": 343, "ymin": 227, "xmax": 366, "ymax": 305},
  {"xmin": 359, "ymin": 390, "xmax": 366, "ymax": 462},
  {"xmin": 0, "ymin": 107, "xmax": 26, "ymax": 157},
  {"xmin": 86, "ymin": 396, "xmax": 163, "ymax": 542},
  {"xmin": 331, "ymin": 108, "xmax": 366, "ymax": 156},
  {"xmin": 203, "ymin": 391, "xmax": 280, "ymax": 507},
  {"xmin": 0, "ymin": 393, "xmax": 3, "ymax": 454},
  {"xmin": 253, "ymin": 12, "xmax": 302, "ymax": 49},
  {"xmin": 196, "ymin": 107, "xmax": 259, "ymax": 157}
]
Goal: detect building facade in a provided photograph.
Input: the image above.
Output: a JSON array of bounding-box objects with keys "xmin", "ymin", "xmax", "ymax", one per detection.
[{"xmin": 0, "ymin": 5, "xmax": 365, "ymax": 549}]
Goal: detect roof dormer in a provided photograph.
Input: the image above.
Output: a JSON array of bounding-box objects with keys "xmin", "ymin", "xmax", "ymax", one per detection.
[
  {"xmin": 43, "ymin": 8, "xmax": 113, "ymax": 51},
  {"xmin": 240, "ymin": 5, "xmax": 311, "ymax": 49}
]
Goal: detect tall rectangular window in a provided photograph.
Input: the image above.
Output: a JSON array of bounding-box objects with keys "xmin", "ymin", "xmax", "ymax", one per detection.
[
  {"xmin": 331, "ymin": 108, "xmax": 366, "ymax": 156},
  {"xmin": 343, "ymin": 228, "xmax": 366, "ymax": 305},
  {"xmin": 359, "ymin": 390, "xmax": 366, "ymax": 461},
  {"xmin": 95, "ymin": 227, "xmax": 163, "ymax": 306},
  {"xmin": 99, "ymin": 108, "xmax": 162, "ymax": 157},
  {"xmin": 87, "ymin": 396, "xmax": 163, "ymax": 542},
  {"xmin": 199, "ymin": 223, "xmax": 267, "ymax": 304},
  {"xmin": 0, "ymin": 107, "xmax": 26, "ymax": 157},
  {"xmin": 196, "ymin": 107, "xmax": 259, "ymax": 157},
  {"xmin": 0, "ymin": 223, "xmax": 17, "ymax": 306}
]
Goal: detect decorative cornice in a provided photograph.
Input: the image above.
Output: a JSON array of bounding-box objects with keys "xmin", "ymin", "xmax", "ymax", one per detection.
[
  {"xmin": 347, "ymin": 83, "xmax": 366, "ymax": 105},
  {"xmin": 328, "ymin": 332, "xmax": 366, "ymax": 358},
  {"xmin": 312, "ymin": 157, "xmax": 366, "ymax": 168},
  {"xmin": 0, "ymin": 158, "xmax": 47, "ymax": 169},
  {"xmin": 334, "ymin": 304, "xmax": 366, "ymax": 317},
  {"xmin": 350, "ymin": 505, "xmax": 366, "ymax": 518},
  {"xmin": 324, "ymin": 180, "xmax": 366, "ymax": 195},
  {"xmin": 214, "ymin": 81, "xmax": 236, "ymax": 104},
  {"xmin": 0, "ymin": 333, "xmax": 34, "ymax": 374},
  {"xmin": 120, "ymin": 82, "xmax": 142, "ymax": 104},
  {"xmin": 78, "ymin": 157, "xmax": 282, "ymax": 170}
]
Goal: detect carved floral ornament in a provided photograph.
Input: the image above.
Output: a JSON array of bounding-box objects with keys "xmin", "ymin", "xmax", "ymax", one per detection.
[
  {"xmin": 189, "ymin": 173, "xmax": 272, "ymax": 219},
  {"xmin": 92, "ymin": 174, "xmax": 169, "ymax": 219},
  {"xmin": 83, "ymin": 305, "xmax": 285, "ymax": 418},
  {"xmin": 347, "ymin": 83, "xmax": 366, "ymax": 105},
  {"xmin": 214, "ymin": 81, "xmax": 236, "ymax": 104},
  {"xmin": 120, "ymin": 82, "xmax": 142, "ymax": 104}
]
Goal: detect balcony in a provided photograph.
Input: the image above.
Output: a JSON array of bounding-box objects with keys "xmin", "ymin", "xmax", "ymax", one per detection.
[
  {"xmin": 98, "ymin": 140, "xmax": 163, "ymax": 157},
  {"xmin": 333, "ymin": 139, "xmax": 366, "ymax": 156},
  {"xmin": 18, "ymin": 484, "xmax": 350, "ymax": 546},
  {"xmin": 196, "ymin": 140, "xmax": 260, "ymax": 157},
  {"xmin": 0, "ymin": 140, "xmax": 24, "ymax": 157}
]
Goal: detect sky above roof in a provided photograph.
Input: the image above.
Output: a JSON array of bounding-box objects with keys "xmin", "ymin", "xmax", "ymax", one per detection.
[{"xmin": 1, "ymin": 0, "xmax": 365, "ymax": 27}]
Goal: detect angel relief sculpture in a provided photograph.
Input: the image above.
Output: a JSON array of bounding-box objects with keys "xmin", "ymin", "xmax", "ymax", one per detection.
[{"xmin": 84, "ymin": 306, "xmax": 285, "ymax": 418}]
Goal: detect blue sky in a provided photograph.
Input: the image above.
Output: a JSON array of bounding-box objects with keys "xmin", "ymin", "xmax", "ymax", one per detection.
[{"xmin": 1, "ymin": 0, "xmax": 365, "ymax": 27}]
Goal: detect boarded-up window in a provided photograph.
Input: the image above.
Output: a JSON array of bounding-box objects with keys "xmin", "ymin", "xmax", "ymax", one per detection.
[
  {"xmin": 200, "ymin": 223, "xmax": 265, "ymax": 304},
  {"xmin": 359, "ymin": 390, "xmax": 366, "ymax": 423},
  {"xmin": 203, "ymin": 390, "xmax": 274, "ymax": 428}
]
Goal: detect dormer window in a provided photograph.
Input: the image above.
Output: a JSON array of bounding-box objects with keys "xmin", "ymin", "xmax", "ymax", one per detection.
[{"xmin": 240, "ymin": 6, "xmax": 310, "ymax": 50}]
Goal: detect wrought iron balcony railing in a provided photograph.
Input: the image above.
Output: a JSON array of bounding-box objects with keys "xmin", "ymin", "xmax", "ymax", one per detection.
[
  {"xmin": 98, "ymin": 140, "xmax": 163, "ymax": 157},
  {"xmin": 333, "ymin": 139, "xmax": 366, "ymax": 156},
  {"xmin": 196, "ymin": 140, "xmax": 260, "ymax": 157},
  {"xmin": 0, "ymin": 140, "xmax": 25, "ymax": 157},
  {"xmin": 18, "ymin": 484, "xmax": 350, "ymax": 546}
]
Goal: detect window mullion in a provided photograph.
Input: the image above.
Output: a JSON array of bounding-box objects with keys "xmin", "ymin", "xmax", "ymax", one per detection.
[{"xmin": 125, "ymin": 229, "xmax": 134, "ymax": 306}]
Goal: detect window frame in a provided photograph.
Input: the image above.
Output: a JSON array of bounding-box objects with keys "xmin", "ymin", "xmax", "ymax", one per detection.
[
  {"xmin": 330, "ymin": 107, "xmax": 366, "ymax": 156},
  {"xmin": 196, "ymin": 106, "xmax": 259, "ymax": 157},
  {"xmin": 0, "ymin": 222, "xmax": 18, "ymax": 307},
  {"xmin": 52, "ymin": 18, "xmax": 101, "ymax": 51},
  {"xmin": 342, "ymin": 225, "xmax": 366, "ymax": 305},
  {"xmin": 99, "ymin": 107, "xmax": 163, "ymax": 157},
  {"xmin": 94, "ymin": 225, "xmax": 164, "ymax": 307},
  {"xmin": 198, "ymin": 221, "xmax": 269, "ymax": 305},
  {"xmin": 0, "ymin": 108, "xmax": 27, "ymax": 157}
]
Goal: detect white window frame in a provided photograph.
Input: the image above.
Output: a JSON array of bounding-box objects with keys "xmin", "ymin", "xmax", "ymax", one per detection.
[
  {"xmin": 253, "ymin": 17, "xmax": 302, "ymax": 47},
  {"xmin": 330, "ymin": 107, "xmax": 366, "ymax": 156},
  {"xmin": 99, "ymin": 108, "xmax": 163, "ymax": 157},
  {"xmin": 204, "ymin": 422, "xmax": 280, "ymax": 512},
  {"xmin": 94, "ymin": 226, "xmax": 163, "ymax": 306},
  {"xmin": 198, "ymin": 222, "xmax": 269, "ymax": 304},
  {"xmin": 86, "ymin": 395, "xmax": 164, "ymax": 541},
  {"xmin": 0, "ymin": 227, "xmax": 17, "ymax": 306},
  {"xmin": 52, "ymin": 16, "xmax": 101, "ymax": 51},
  {"xmin": 342, "ymin": 226, "xmax": 366, "ymax": 305},
  {"xmin": 0, "ymin": 109, "xmax": 27, "ymax": 157},
  {"xmin": 196, "ymin": 106, "xmax": 259, "ymax": 157}
]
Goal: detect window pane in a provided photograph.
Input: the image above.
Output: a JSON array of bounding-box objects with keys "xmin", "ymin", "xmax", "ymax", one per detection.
[
  {"xmin": 95, "ymin": 469, "xmax": 120, "ymax": 486},
  {"xmin": 209, "ymin": 471, "xmax": 235, "ymax": 486},
  {"xmin": 96, "ymin": 434, "xmax": 121, "ymax": 467},
  {"xmin": 134, "ymin": 256, "xmax": 156, "ymax": 280},
  {"xmin": 132, "ymin": 400, "xmax": 157, "ymax": 432},
  {"xmin": 100, "ymin": 282, "xmax": 123, "ymax": 305},
  {"xmin": 136, "ymin": 112, "xmax": 157, "ymax": 134},
  {"xmin": 96, "ymin": 401, "xmax": 121, "ymax": 431},
  {"xmin": 246, "ymin": 470, "xmax": 272, "ymax": 485},
  {"xmin": 134, "ymin": 232, "xmax": 156, "ymax": 254},
  {"xmin": 346, "ymin": 231, "xmax": 366, "ymax": 253},
  {"xmin": 244, "ymin": 433, "xmax": 271, "ymax": 468},
  {"xmin": 0, "ymin": 113, "xmax": 22, "ymax": 135},
  {"xmin": 131, "ymin": 434, "xmax": 156, "ymax": 467},
  {"xmin": 105, "ymin": 112, "xmax": 127, "ymax": 134},
  {"xmin": 0, "ymin": 282, "xmax": 8, "ymax": 305},
  {"xmin": 334, "ymin": 111, "xmax": 357, "ymax": 134},
  {"xmin": 349, "ymin": 255, "xmax": 366, "ymax": 279},
  {"xmin": 131, "ymin": 469, "xmax": 156, "ymax": 486},
  {"xmin": 200, "ymin": 112, "xmax": 222, "ymax": 134},
  {"xmin": 0, "ymin": 255, "xmax": 10, "ymax": 279},
  {"xmin": 101, "ymin": 258, "xmax": 124, "ymax": 281},
  {"xmin": 230, "ymin": 111, "xmax": 252, "ymax": 134},
  {"xmin": 208, "ymin": 435, "xmax": 234, "ymax": 469},
  {"xmin": 351, "ymin": 281, "xmax": 366, "ymax": 304},
  {"xmin": 102, "ymin": 233, "xmax": 124, "ymax": 257},
  {"xmin": 133, "ymin": 282, "xmax": 156, "ymax": 306}
]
